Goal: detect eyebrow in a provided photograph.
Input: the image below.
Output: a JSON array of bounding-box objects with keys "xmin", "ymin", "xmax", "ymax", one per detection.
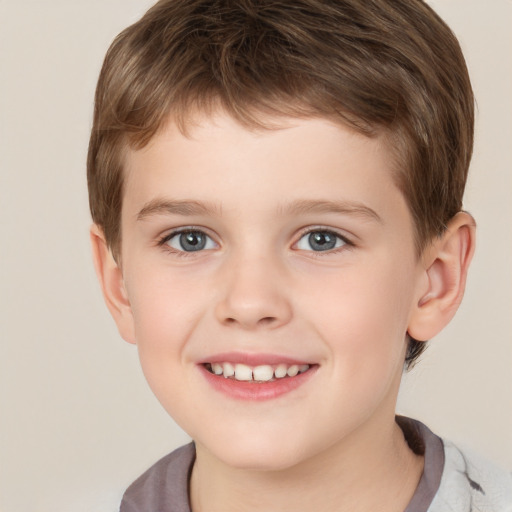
[
  {"xmin": 137, "ymin": 199, "xmax": 221, "ymax": 220},
  {"xmin": 136, "ymin": 198, "xmax": 382, "ymax": 223},
  {"xmin": 280, "ymin": 199, "xmax": 382, "ymax": 223}
]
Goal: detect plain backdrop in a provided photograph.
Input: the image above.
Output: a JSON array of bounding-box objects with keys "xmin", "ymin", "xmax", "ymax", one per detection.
[{"xmin": 1, "ymin": 1, "xmax": 511, "ymax": 511}]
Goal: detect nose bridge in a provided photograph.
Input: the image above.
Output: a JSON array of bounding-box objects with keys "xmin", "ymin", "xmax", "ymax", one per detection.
[{"xmin": 214, "ymin": 245, "xmax": 292, "ymax": 329}]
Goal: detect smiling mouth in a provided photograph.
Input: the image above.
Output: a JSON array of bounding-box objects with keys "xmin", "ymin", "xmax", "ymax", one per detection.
[{"xmin": 204, "ymin": 362, "xmax": 311, "ymax": 382}]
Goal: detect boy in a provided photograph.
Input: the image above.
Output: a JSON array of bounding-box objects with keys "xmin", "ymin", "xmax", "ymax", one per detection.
[{"xmin": 87, "ymin": 0, "xmax": 512, "ymax": 510}]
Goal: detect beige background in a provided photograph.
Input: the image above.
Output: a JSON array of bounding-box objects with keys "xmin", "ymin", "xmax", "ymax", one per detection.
[{"xmin": 1, "ymin": 1, "xmax": 511, "ymax": 511}]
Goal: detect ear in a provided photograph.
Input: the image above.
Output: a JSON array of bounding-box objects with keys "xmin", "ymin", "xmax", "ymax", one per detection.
[
  {"xmin": 408, "ymin": 212, "xmax": 476, "ymax": 341},
  {"xmin": 90, "ymin": 224, "xmax": 136, "ymax": 344}
]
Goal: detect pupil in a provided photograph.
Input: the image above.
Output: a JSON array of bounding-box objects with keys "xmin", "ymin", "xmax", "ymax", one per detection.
[
  {"xmin": 180, "ymin": 232, "xmax": 206, "ymax": 251},
  {"xmin": 309, "ymin": 232, "xmax": 336, "ymax": 251}
]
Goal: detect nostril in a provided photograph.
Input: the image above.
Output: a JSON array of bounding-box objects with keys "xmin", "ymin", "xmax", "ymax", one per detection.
[
  {"xmin": 258, "ymin": 316, "xmax": 277, "ymax": 325},
  {"xmin": 222, "ymin": 315, "xmax": 278, "ymax": 327}
]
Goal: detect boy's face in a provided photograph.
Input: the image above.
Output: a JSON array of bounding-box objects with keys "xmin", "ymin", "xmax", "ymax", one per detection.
[{"xmin": 117, "ymin": 112, "xmax": 426, "ymax": 470}]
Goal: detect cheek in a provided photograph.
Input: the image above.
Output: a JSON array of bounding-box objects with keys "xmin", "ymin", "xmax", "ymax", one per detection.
[
  {"xmin": 126, "ymin": 268, "xmax": 208, "ymax": 364},
  {"xmin": 125, "ymin": 269, "xmax": 209, "ymax": 416},
  {"xmin": 301, "ymin": 260, "xmax": 414, "ymax": 371}
]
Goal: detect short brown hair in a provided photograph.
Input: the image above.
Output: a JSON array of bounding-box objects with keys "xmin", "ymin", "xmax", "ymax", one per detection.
[{"xmin": 87, "ymin": 0, "xmax": 474, "ymax": 368}]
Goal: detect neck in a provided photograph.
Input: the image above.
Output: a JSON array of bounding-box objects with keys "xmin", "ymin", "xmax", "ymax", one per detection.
[{"xmin": 190, "ymin": 415, "xmax": 424, "ymax": 512}]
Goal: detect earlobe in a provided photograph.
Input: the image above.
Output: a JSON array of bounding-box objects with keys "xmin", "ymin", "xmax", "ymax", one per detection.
[
  {"xmin": 90, "ymin": 224, "xmax": 136, "ymax": 344},
  {"xmin": 408, "ymin": 212, "xmax": 476, "ymax": 341}
]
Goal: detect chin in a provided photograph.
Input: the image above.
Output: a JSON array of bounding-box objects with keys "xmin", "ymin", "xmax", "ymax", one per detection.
[{"xmin": 199, "ymin": 430, "xmax": 315, "ymax": 472}]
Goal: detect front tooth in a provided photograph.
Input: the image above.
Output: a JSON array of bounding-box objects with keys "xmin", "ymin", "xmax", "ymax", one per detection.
[
  {"xmin": 211, "ymin": 363, "xmax": 223, "ymax": 375},
  {"xmin": 275, "ymin": 364, "xmax": 288, "ymax": 378},
  {"xmin": 223, "ymin": 362, "xmax": 235, "ymax": 378},
  {"xmin": 234, "ymin": 363, "xmax": 253, "ymax": 381},
  {"xmin": 253, "ymin": 365, "xmax": 274, "ymax": 382},
  {"xmin": 287, "ymin": 365, "xmax": 299, "ymax": 377}
]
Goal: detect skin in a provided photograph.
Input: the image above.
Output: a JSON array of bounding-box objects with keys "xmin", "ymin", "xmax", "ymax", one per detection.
[{"xmin": 92, "ymin": 111, "xmax": 475, "ymax": 512}]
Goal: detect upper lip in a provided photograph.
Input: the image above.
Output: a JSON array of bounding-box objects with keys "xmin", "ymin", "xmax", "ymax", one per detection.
[{"xmin": 198, "ymin": 352, "xmax": 315, "ymax": 366}]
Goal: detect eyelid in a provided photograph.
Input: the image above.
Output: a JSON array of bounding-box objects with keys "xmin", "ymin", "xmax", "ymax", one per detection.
[
  {"xmin": 292, "ymin": 226, "xmax": 354, "ymax": 252},
  {"xmin": 155, "ymin": 225, "xmax": 353, "ymax": 255},
  {"xmin": 157, "ymin": 226, "xmax": 219, "ymax": 251}
]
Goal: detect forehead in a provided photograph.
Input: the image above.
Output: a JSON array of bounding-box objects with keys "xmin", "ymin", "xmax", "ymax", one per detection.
[{"xmin": 121, "ymin": 112, "xmax": 408, "ymax": 228}]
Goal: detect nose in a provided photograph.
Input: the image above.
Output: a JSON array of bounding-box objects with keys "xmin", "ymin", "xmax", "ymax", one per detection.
[{"xmin": 214, "ymin": 254, "xmax": 293, "ymax": 330}]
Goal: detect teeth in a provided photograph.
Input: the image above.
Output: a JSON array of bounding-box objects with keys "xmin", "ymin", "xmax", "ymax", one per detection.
[
  {"xmin": 234, "ymin": 363, "xmax": 253, "ymax": 381},
  {"xmin": 223, "ymin": 362, "xmax": 235, "ymax": 378},
  {"xmin": 287, "ymin": 365, "xmax": 299, "ymax": 377},
  {"xmin": 207, "ymin": 362, "xmax": 311, "ymax": 381},
  {"xmin": 275, "ymin": 364, "xmax": 288, "ymax": 379},
  {"xmin": 211, "ymin": 363, "xmax": 223, "ymax": 375},
  {"xmin": 252, "ymin": 365, "xmax": 274, "ymax": 382}
]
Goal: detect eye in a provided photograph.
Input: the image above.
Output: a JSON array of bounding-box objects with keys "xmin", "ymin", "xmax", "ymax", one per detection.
[
  {"xmin": 296, "ymin": 230, "xmax": 346, "ymax": 252},
  {"xmin": 164, "ymin": 230, "xmax": 217, "ymax": 252}
]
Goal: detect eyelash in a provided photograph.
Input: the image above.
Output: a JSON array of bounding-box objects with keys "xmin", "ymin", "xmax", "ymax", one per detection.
[
  {"xmin": 156, "ymin": 227, "xmax": 354, "ymax": 257},
  {"xmin": 294, "ymin": 227, "xmax": 354, "ymax": 256},
  {"xmin": 157, "ymin": 228, "xmax": 216, "ymax": 258}
]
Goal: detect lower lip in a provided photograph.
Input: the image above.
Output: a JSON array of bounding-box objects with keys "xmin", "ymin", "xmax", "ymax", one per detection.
[{"xmin": 198, "ymin": 365, "xmax": 317, "ymax": 401}]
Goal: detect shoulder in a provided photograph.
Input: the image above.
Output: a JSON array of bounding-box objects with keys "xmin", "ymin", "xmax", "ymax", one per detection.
[
  {"xmin": 119, "ymin": 442, "xmax": 195, "ymax": 512},
  {"xmin": 429, "ymin": 440, "xmax": 512, "ymax": 512}
]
